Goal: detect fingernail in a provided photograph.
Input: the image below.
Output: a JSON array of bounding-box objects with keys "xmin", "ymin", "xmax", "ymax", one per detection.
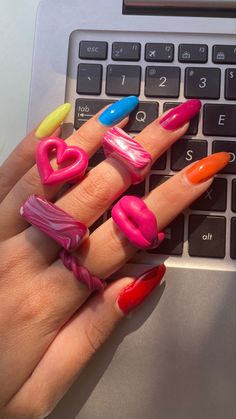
[
  {"xmin": 159, "ymin": 99, "xmax": 201, "ymax": 131},
  {"xmin": 185, "ymin": 152, "xmax": 230, "ymax": 184},
  {"xmin": 98, "ymin": 96, "xmax": 139, "ymax": 126},
  {"xmin": 35, "ymin": 103, "xmax": 72, "ymax": 138},
  {"xmin": 117, "ymin": 265, "xmax": 166, "ymax": 315}
]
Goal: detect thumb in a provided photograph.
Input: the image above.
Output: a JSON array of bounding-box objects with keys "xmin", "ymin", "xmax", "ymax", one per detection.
[{"xmin": 4, "ymin": 265, "xmax": 166, "ymax": 419}]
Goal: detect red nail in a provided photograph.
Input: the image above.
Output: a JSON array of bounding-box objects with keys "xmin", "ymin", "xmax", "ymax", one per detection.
[
  {"xmin": 117, "ymin": 265, "xmax": 166, "ymax": 314},
  {"xmin": 159, "ymin": 99, "xmax": 201, "ymax": 131}
]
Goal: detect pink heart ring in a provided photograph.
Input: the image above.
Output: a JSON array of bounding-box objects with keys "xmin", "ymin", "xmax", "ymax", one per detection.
[{"xmin": 36, "ymin": 136, "xmax": 88, "ymax": 185}]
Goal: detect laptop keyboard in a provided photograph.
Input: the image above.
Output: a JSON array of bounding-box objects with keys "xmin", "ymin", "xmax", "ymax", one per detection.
[{"xmin": 65, "ymin": 31, "xmax": 236, "ymax": 267}]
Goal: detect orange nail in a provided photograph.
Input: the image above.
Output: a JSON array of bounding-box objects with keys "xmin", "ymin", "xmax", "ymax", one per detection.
[{"xmin": 186, "ymin": 152, "xmax": 230, "ymax": 184}]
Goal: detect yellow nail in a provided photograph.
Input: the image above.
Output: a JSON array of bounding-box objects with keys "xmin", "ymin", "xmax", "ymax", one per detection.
[{"xmin": 35, "ymin": 103, "xmax": 72, "ymax": 139}]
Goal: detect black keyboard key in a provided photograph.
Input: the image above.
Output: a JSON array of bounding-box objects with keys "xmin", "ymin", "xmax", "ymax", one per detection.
[
  {"xmin": 212, "ymin": 141, "xmax": 236, "ymax": 174},
  {"xmin": 203, "ymin": 104, "xmax": 236, "ymax": 137},
  {"xmin": 106, "ymin": 65, "xmax": 141, "ymax": 96},
  {"xmin": 179, "ymin": 44, "xmax": 208, "ymax": 63},
  {"xmin": 89, "ymin": 148, "xmax": 106, "ymax": 167},
  {"xmin": 148, "ymin": 215, "xmax": 184, "ymax": 256},
  {"xmin": 225, "ymin": 69, "xmax": 236, "ymax": 100},
  {"xmin": 77, "ymin": 64, "xmax": 102, "ymax": 95},
  {"xmin": 145, "ymin": 66, "xmax": 180, "ymax": 98},
  {"xmin": 230, "ymin": 218, "xmax": 236, "ymax": 259},
  {"xmin": 74, "ymin": 99, "xmax": 114, "ymax": 129},
  {"xmin": 213, "ymin": 45, "xmax": 236, "ymax": 64},
  {"xmin": 151, "ymin": 153, "xmax": 167, "ymax": 171},
  {"xmin": 145, "ymin": 43, "xmax": 174, "ymax": 62},
  {"xmin": 185, "ymin": 67, "xmax": 220, "ymax": 99},
  {"xmin": 171, "ymin": 139, "xmax": 207, "ymax": 171},
  {"xmin": 163, "ymin": 102, "xmax": 199, "ymax": 135},
  {"xmin": 112, "ymin": 42, "xmax": 141, "ymax": 61},
  {"xmin": 126, "ymin": 101, "xmax": 158, "ymax": 132},
  {"xmin": 232, "ymin": 180, "xmax": 236, "ymax": 212},
  {"xmin": 124, "ymin": 182, "xmax": 146, "ymax": 198},
  {"xmin": 149, "ymin": 175, "xmax": 171, "ymax": 191},
  {"xmin": 188, "ymin": 215, "xmax": 226, "ymax": 258},
  {"xmin": 190, "ymin": 178, "xmax": 227, "ymax": 212},
  {"xmin": 79, "ymin": 41, "xmax": 108, "ymax": 60}
]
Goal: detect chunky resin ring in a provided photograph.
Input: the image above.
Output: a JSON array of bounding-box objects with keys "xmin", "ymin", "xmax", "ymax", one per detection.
[
  {"xmin": 36, "ymin": 136, "xmax": 88, "ymax": 185},
  {"xmin": 20, "ymin": 195, "xmax": 88, "ymax": 251},
  {"xmin": 60, "ymin": 250, "xmax": 105, "ymax": 292},
  {"xmin": 103, "ymin": 127, "xmax": 152, "ymax": 184},
  {"xmin": 112, "ymin": 196, "xmax": 165, "ymax": 249}
]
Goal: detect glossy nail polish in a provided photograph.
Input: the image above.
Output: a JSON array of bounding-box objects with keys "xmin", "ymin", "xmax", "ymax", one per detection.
[
  {"xmin": 185, "ymin": 152, "xmax": 230, "ymax": 184},
  {"xmin": 159, "ymin": 99, "xmax": 201, "ymax": 131},
  {"xmin": 98, "ymin": 96, "xmax": 139, "ymax": 126},
  {"xmin": 35, "ymin": 103, "xmax": 72, "ymax": 139},
  {"xmin": 117, "ymin": 265, "xmax": 166, "ymax": 315}
]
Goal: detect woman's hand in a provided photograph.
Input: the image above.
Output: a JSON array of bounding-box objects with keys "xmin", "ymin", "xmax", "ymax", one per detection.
[{"xmin": 0, "ymin": 97, "xmax": 229, "ymax": 419}]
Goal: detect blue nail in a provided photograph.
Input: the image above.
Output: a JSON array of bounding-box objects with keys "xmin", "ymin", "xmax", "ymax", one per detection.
[{"xmin": 98, "ymin": 96, "xmax": 139, "ymax": 126}]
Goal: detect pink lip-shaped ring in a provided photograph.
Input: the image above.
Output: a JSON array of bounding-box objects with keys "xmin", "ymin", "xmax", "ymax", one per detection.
[
  {"xmin": 103, "ymin": 127, "xmax": 152, "ymax": 184},
  {"xmin": 111, "ymin": 196, "xmax": 165, "ymax": 249}
]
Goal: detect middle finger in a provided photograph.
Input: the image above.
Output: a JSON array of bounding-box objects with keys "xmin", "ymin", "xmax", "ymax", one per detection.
[{"xmin": 22, "ymin": 99, "xmax": 201, "ymax": 264}]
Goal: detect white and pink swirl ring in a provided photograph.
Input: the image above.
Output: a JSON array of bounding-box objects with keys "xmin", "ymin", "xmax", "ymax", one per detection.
[{"xmin": 103, "ymin": 127, "xmax": 152, "ymax": 185}]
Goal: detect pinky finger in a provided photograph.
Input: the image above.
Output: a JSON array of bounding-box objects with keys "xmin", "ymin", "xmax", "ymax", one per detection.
[
  {"xmin": 3, "ymin": 265, "xmax": 165, "ymax": 419},
  {"xmin": 0, "ymin": 103, "xmax": 71, "ymax": 202}
]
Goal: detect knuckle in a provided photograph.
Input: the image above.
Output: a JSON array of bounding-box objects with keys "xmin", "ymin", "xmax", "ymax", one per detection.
[
  {"xmin": 83, "ymin": 320, "xmax": 107, "ymax": 355},
  {"xmin": 78, "ymin": 169, "xmax": 113, "ymax": 211},
  {"xmin": 20, "ymin": 168, "xmax": 41, "ymax": 193},
  {"xmin": 108, "ymin": 222, "xmax": 130, "ymax": 255}
]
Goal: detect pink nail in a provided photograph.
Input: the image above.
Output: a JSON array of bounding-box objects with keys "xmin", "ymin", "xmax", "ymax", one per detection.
[{"xmin": 159, "ymin": 99, "xmax": 201, "ymax": 131}]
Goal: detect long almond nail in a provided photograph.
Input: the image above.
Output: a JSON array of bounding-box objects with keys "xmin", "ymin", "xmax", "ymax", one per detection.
[
  {"xmin": 117, "ymin": 265, "xmax": 166, "ymax": 315},
  {"xmin": 159, "ymin": 99, "xmax": 201, "ymax": 131},
  {"xmin": 35, "ymin": 103, "xmax": 72, "ymax": 139},
  {"xmin": 185, "ymin": 152, "xmax": 230, "ymax": 184}
]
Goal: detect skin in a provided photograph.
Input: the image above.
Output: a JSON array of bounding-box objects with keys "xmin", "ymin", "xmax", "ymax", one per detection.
[{"xmin": 0, "ymin": 105, "xmax": 214, "ymax": 419}]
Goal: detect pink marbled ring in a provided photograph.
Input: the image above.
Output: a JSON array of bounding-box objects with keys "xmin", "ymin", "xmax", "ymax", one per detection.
[
  {"xmin": 112, "ymin": 196, "xmax": 165, "ymax": 250},
  {"xmin": 60, "ymin": 250, "xmax": 105, "ymax": 292},
  {"xmin": 20, "ymin": 195, "xmax": 88, "ymax": 252},
  {"xmin": 103, "ymin": 127, "xmax": 152, "ymax": 184}
]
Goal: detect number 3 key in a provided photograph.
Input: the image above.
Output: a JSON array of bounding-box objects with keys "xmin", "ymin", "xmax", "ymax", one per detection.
[{"xmin": 185, "ymin": 67, "xmax": 221, "ymax": 99}]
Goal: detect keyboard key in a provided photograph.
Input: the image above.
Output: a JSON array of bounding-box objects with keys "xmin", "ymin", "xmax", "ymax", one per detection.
[
  {"xmin": 79, "ymin": 41, "xmax": 108, "ymax": 60},
  {"xmin": 106, "ymin": 65, "xmax": 141, "ymax": 96},
  {"xmin": 89, "ymin": 148, "xmax": 106, "ymax": 167},
  {"xmin": 112, "ymin": 42, "xmax": 141, "ymax": 61},
  {"xmin": 230, "ymin": 218, "xmax": 236, "ymax": 259},
  {"xmin": 212, "ymin": 141, "xmax": 236, "ymax": 174},
  {"xmin": 188, "ymin": 215, "xmax": 226, "ymax": 258},
  {"xmin": 225, "ymin": 69, "xmax": 236, "ymax": 100},
  {"xmin": 163, "ymin": 102, "xmax": 199, "ymax": 135},
  {"xmin": 145, "ymin": 66, "xmax": 180, "ymax": 98},
  {"xmin": 148, "ymin": 214, "xmax": 184, "ymax": 255},
  {"xmin": 190, "ymin": 178, "xmax": 227, "ymax": 211},
  {"xmin": 179, "ymin": 44, "xmax": 208, "ymax": 63},
  {"xmin": 145, "ymin": 43, "xmax": 174, "ymax": 62},
  {"xmin": 185, "ymin": 67, "xmax": 220, "ymax": 99},
  {"xmin": 171, "ymin": 139, "xmax": 207, "ymax": 171},
  {"xmin": 203, "ymin": 104, "xmax": 236, "ymax": 137},
  {"xmin": 77, "ymin": 64, "xmax": 102, "ymax": 95},
  {"xmin": 232, "ymin": 180, "xmax": 236, "ymax": 212},
  {"xmin": 213, "ymin": 45, "xmax": 236, "ymax": 64},
  {"xmin": 74, "ymin": 98, "xmax": 114, "ymax": 129},
  {"xmin": 124, "ymin": 182, "xmax": 146, "ymax": 198},
  {"xmin": 151, "ymin": 153, "xmax": 167, "ymax": 171},
  {"xmin": 149, "ymin": 175, "xmax": 171, "ymax": 191},
  {"xmin": 126, "ymin": 101, "xmax": 158, "ymax": 132}
]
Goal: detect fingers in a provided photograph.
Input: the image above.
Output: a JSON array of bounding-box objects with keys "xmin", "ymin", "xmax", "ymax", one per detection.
[
  {"xmin": 71, "ymin": 152, "xmax": 230, "ymax": 278},
  {"xmin": 0, "ymin": 97, "xmax": 136, "ymax": 240},
  {"xmin": 21, "ymin": 99, "xmax": 200, "ymax": 263},
  {"xmin": 4, "ymin": 265, "xmax": 165, "ymax": 418}
]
